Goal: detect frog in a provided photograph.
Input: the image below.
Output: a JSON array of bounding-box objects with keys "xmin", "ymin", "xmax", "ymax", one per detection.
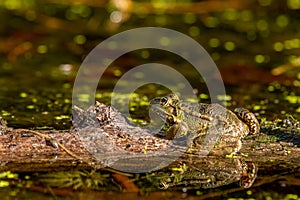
[{"xmin": 150, "ymin": 93, "xmax": 260, "ymax": 155}]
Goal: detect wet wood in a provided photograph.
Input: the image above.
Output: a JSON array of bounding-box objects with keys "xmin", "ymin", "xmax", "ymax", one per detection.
[
  {"xmin": 0, "ymin": 125, "xmax": 299, "ymax": 175},
  {"xmin": 0, "ymin": 128, "xmax": 102, "ymax": 172}
]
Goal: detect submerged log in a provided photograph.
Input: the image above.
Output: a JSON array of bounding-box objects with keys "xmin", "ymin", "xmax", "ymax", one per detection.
[
  {"xmin": 0, "ymin": 126, "xmax": 299, "ymax": 172},
  {"xmin": 0, "ymin": 125, "xmax": 299, "ymax": 189}
]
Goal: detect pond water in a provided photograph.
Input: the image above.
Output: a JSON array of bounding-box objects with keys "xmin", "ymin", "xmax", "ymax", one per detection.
[{"xmin": 0, "ymin": 0, "xmax": 300, "ymax": 199}]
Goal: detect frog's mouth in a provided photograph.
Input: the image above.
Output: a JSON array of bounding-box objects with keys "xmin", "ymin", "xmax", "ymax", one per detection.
[{"xmin": 149, "ymin": 98, "xmax": 169, "ymax": 121}]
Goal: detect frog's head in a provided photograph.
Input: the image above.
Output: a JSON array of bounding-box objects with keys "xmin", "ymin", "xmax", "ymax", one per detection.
[
  {"xmin": 150, "ymin": 94, "xmax": 185, "ymax": 138},
  {"xmin": 150, "ymin": 94, "xmax": 181, "ymax": 117}
]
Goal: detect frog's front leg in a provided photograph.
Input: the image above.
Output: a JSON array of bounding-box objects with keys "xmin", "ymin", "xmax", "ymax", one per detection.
[
  {"xmin": 165, "ymin": 115, "xmax": 188, "ymax": 139},
  {"xmin": 166, "ymin": 124, "xmax": 180, "ymax": 139},
  {"xmin": 166, "ymin": 123, "xmax": 189, "ymax": 139}
]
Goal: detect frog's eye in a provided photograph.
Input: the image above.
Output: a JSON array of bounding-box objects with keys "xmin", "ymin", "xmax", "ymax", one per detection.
[{"xmin": 160, "ymin": 97, "xmax": 169, "ymax": 106}]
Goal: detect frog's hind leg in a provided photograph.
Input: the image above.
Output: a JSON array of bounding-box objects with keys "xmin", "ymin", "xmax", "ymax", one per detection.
[{"xmin": 234, "ymin": 108, "xmax": 260, "ymax": 135}]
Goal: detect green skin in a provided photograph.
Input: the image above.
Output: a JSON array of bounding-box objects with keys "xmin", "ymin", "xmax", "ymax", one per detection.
[
  {"xmin": 150, "ymin": 94, "xmax": 261, "ymax": 157},
  {"xmin": 150, "ymin": 94, "xmax": 259, "ymax": 141}
]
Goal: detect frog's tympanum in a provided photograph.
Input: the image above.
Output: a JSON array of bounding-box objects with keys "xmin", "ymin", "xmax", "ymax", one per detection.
[{"xmin": 72, "ymin": 94, "xmax": 260, "ymax": 189}]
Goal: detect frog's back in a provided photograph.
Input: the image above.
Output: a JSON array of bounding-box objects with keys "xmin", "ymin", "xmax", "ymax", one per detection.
[{"xmin": 180, "ymin": 102, "xmax": 250, "ymax": 138}]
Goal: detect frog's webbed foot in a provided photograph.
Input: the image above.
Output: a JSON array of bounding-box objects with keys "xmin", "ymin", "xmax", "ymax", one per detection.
[{"xmin": 234, "ymin": 108, "xmax": 260, "ymax": 135}]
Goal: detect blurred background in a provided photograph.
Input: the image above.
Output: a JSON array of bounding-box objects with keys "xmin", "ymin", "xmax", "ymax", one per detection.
[
  {"xmin": 0, "ymin": 0, "xmax": 299, "ymax": 129},
  {"xmin": 0, "ymin": 1, "xmax": 300, "ymax": 199}
]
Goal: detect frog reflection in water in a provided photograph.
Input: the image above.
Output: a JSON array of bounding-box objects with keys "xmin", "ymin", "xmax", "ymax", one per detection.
[
  {"xmin": 150, "ymin": 94, "xmax": 260, "ymax": 155},
  {"xmin": 150, "ymin": 94, "xmax": 260, "ymax": 188}
]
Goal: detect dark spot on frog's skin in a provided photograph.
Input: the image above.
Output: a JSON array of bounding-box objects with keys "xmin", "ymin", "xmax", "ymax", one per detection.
[
  {"xmin": 125, "ymin": 144, "xmax": 131, "ymax": 148},
  {"xmin": 8, "ymin": 144, "xmax": 17, "ymax": 148}
]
